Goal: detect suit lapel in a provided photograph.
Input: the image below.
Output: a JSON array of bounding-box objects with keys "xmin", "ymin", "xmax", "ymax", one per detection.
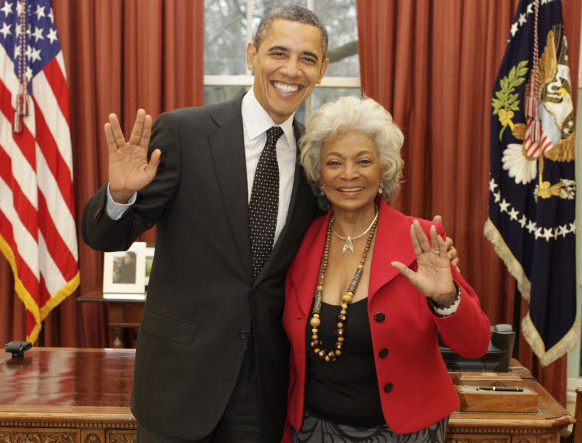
[
  {"xmin": 208, "ymin": 97, "xmax": 253, "ymax": 281},
  {"xmin": 368, "ymin": 200, "xmax": 417, "ymax": 300}
]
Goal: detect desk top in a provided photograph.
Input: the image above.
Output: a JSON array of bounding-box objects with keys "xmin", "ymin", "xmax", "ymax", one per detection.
[
  {"xmin": 77, "ymin": 289, "xmax": 146, "ymax": 303},
  {"xmin": 0, "ymin": 348, "xmax": 574, "ymax": 430},
  {"xmin": 0, "ymin": 347, "xmax": 135, "ymax": 421}
]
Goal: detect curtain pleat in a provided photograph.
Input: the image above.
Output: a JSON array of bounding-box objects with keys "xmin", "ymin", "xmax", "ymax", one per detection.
[{"xmin": 357, "ymin": 0, "xmax": 581, "ymax": 405}]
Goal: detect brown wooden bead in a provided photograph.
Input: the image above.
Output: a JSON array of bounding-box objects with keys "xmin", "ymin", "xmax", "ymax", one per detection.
[
  {"xmin": 311, "ymin": 340, "xmax": 321, "ymax": 348},
  {"xmin": 342, "ymin": 294, "xmax": 353, "ymax": 304},
  {"xmin": 337, "ymin": 314, "xmax": 347, "ymax": 322},
  {"xmin": 335, "ymin": 342, "xmax": 344, "ymax": 350},
  {"xmin": 335, "ymin": 328, "xmax": 345, "ymax": 337},
  {"xmin": 318, "ymin": 350, "xmax": 327, "ymax": 359}
]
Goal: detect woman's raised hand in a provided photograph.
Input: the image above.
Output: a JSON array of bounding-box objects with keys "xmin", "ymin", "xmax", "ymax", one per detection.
[
  {"xmin": 391, "ymin": 220, "xmax": 457, "ymax": 307},
  {"xmin": 105, "ymin": 109, "xmax": 161, "ymax": 203}
]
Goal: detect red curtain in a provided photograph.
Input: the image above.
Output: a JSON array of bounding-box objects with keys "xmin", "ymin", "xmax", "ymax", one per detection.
[
  {"xmin": 356, "ymin": 0, "xmax": 581, "ymax": 405},
  {"xmin": 0, "ymin": 0, "xmax": 204, "ymax": 348}
]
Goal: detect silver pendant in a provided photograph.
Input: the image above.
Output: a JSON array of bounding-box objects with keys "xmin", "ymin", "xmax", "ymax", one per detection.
[{"xmin": 343, "ymin": 236, "xmax": 354, "ymax": 253}]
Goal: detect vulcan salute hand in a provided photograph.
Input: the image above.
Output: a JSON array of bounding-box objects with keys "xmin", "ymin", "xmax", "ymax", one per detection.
[
  {"xmin": 392, "ymin": 220, "xmax": 457, "ymax": 307},
  {"xmin": 105, "ymin": 109, "xmax": 161, "ymax": 203},
  {"xmin": 432, "ymin": 215, "xmax": 460, "ymax": 272}
]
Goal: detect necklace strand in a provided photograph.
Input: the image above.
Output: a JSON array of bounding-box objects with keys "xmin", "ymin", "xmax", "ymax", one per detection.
[
  {"xmin": 331, "ymin": 211, "xmax": 379, "ymax": 253},
  {"xmin": 309, "ymin": 207, "xmax": 379, "ymax": 362}
]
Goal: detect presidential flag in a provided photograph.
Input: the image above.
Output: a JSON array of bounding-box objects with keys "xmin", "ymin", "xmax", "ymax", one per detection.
[
  {"xmin": 0, "ymin": 0, "xmax": 79, "ymax": 342},
  {"xmin": 485, "ymin": 0, "xmax": 577, "ymax": 365}
]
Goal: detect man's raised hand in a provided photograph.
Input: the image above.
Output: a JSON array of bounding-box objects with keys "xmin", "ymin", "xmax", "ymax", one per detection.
[{"xmin": 105, "ymin": 109, "xmax": 161, "ymax": 203}]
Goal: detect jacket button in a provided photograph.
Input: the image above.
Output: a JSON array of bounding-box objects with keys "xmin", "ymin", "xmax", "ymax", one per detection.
[
  {"xmin": 379, "ymin": 348, "xmax": 389, "ymax": 359},
  {"xmin": 239, "ymin": 330, "xmax": 248, "ymax": 340},
  {"xmin": 374, "ymin": 311, "xmax": 386, "ymax": 322},
  {"xmin": 384, "ymin": 382, "xmax": 393, "ymax": 393}
]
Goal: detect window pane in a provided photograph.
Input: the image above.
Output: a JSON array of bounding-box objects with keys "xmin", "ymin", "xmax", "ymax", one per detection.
[
  {"xmin": 204, "ymin": 85, "xmax": 250, "ymax": 105},
  {"xmin": 204, "ymin": 0, "xmax": 248, "ymax": 75},
  {"xmin": 313, "ymin": 0, "xmax": 359, "ymax": 77},
  {"xmin": 310, "ymin": 87, "xmax": 361, "ymax": 111},
  {"xmin": 253, "ymin": 0, "xmax": 308, "ymax": 34}
]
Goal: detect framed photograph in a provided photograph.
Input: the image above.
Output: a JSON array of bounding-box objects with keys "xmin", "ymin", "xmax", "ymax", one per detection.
[
  {"xmin": 144, "ymin": 244, "xmax": 155, "ymax": 287},
  {"xmin": 103, "ymin": 242, "xmax": 146, "ymax": 294}
]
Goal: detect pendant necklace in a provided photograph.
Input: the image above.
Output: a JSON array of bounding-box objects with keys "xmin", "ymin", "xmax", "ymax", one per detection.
[
  {"xmin": 309, "ymin": 207, "xmax": 379, "ymax": 362},
  {"xmin": 331, "ymin": 210, "xmax": 379, "ymax": 253}
]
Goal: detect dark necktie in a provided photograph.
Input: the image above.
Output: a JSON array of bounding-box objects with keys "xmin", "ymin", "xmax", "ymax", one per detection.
[{"xmin": 249, "ymin": 126, "xmax": 284, "ymax": 280}]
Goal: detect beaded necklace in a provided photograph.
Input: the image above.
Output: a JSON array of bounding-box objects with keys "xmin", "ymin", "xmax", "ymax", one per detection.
[{"xmin": 309, "ymin": 207, "xmax": 379, "ymax": 362}]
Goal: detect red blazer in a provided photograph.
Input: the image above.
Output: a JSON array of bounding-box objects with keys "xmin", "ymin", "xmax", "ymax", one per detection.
[{"xmin": 282, "ymin": 200, "xmax": 490, "ymax": 439}]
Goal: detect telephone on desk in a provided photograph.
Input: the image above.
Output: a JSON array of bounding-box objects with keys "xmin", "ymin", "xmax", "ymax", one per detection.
[{"xmin": 439, "ymin": 324, "xmax": 515, "ymax": 372}]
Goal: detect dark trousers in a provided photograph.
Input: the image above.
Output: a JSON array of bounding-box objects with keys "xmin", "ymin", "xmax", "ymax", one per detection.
[{"xmin": 137, "ymin": 344, "xmax": 263, "ymax": 443}]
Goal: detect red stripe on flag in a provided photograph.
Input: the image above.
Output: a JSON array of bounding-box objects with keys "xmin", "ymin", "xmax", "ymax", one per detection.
[
  {"xmin": 0, "ymin": 143, "xmax": 38, "ymax": 241},
  {"xmin": 0, "ymin": 81, "xmax": 37, "ymax": 170},
  {"xmin": 42, "ymin": 58, "xmax": 70, "ymax": 122},
  {"xmin": 37, "ymin": 192, "xmax": 78, "ymax": 281},
  {"xmin": 33, "ymin": 97, "xmax": 75, "ymax": 214}
]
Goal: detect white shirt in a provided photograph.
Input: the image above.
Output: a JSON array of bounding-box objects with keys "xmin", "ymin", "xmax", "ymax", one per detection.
[{"xmin": 106, "ymin": 88, "xmax": 297, "ymax": 246}]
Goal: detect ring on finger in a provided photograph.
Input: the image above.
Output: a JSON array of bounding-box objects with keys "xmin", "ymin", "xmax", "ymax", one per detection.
[{"xmin": 432, "ymin": 250, "xmax": 440, "ymax": 255}]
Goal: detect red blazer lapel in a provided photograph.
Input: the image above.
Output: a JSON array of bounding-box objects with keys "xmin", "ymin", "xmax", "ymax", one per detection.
[
  {"xmin": 289, "ymin": 211, "xmax": 331, "ymax": 317},
  {"xmin": 368, "ymin": 200, "xmax": 418, "ymax": 301}
]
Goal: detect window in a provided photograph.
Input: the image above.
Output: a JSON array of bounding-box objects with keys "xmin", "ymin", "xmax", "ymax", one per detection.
[{"xmin": 204, "ymin": 0, "xmax": 361, "ymax": 124}]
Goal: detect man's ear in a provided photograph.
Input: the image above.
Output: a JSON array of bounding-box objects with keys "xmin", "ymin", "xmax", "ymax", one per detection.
[
  {"xmin": 317, "ymin": 58, "xmax": 330, "ymax": 84},
  {"xmin": 247, "ymin": 42, "xmax": 257, "ymax": 71}
]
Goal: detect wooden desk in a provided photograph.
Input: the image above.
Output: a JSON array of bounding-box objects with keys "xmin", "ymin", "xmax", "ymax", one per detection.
[
  {"xmin": 0, "ymin": 348, "xmax": 573, "ymax": 443},
  {"xmin": 0, "ymin": 347, "xmax": 136, "ymax": 442},
  {"xmin": 78, "ymin": 291, "xmax": 145, "ymax": 348}
]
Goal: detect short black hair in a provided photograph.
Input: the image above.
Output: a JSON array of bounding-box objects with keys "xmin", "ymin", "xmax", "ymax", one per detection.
[{"xmin": 254, "ymin": 5, "xmax": 328, "ymax": 57}]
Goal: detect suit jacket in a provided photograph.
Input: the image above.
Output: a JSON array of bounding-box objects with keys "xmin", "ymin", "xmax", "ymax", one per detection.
[
  {"xmin": 82, "ymin": 96, "xmax": 318, "ymax": 442},
  {"xmin": 282, "ymin": 200, "xmax": 490, "ymax": 438}
]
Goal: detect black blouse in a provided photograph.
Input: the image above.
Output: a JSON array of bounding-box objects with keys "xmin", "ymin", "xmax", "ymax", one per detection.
[{"xmin": 304, "ymin": 298, "xmax": 385, "ymax": 426}]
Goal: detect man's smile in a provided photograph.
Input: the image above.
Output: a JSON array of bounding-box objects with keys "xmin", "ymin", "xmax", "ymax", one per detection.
[{"xmin": 272, "ymin": 81, "xmax": 302, "ymax": 93}]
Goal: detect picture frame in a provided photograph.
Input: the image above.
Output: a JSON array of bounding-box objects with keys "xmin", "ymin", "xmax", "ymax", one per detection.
[
  {"xmin": 144, "ymin": 244, "xmax": 155, "ymax": 287},
  {"xmin": 103, "ymin": 242, "xmax": 147, "ymax": 294}
]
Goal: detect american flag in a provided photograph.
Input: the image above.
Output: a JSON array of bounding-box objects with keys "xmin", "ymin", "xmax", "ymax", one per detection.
[{"xmin": 0, "ymin": 0, "xmax": 79, "ymax": 343}]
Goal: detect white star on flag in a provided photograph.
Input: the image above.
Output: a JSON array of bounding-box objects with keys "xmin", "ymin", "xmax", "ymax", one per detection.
[
  {"xmin": 0, "ymin": 22, "xmax": 10, "ymax": 38},
  {"xmin": 518, "ymin": 13, "xmax": 527, "ymax": 25},
  {"xmin": 499, "ymin": 199, "xmax": 510, "ymax": 212},
  {"xmin": 34, "ymin": 4, "xmax": 45, "ymax": 20},
  {"xmin": 526, "ymin": 220, "xmax": 537, "ymax": 233},
  {"xmin": 30, "ymin": 47, "xmax": 41, "ymax": 62},
  {"xmin": 47, "ymin": 28, "xmax": 57, "ymax": 44},
  {"xmin": 32, "ymin": 26, "xmax": 44, "ymax": 42},
  {"xmin": 542, "ymin": 228, "xmax": 553, "ymax": 241},
  {"xmin": 0, "ymin": 1, "xmax": 12, "ymax": 18},
  {"xmin": 508, "ymin": 208, "xmax": 519, "ymax": 220}
]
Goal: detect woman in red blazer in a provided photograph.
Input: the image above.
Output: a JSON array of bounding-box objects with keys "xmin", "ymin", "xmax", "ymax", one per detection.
[{"xmin": 282, "ymin": 96, "xmax": 491, "ymax": 443}]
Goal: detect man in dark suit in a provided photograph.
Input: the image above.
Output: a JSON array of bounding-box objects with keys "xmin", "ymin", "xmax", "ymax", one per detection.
[{"xmin": 82, "ymin": 6, "xmax": 329, "ymax": 443}]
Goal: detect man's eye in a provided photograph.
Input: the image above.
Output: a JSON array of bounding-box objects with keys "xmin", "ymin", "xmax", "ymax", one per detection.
[{"xmin": 302, "ymin": 57, "xmax": 316, "ymax": 64}]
